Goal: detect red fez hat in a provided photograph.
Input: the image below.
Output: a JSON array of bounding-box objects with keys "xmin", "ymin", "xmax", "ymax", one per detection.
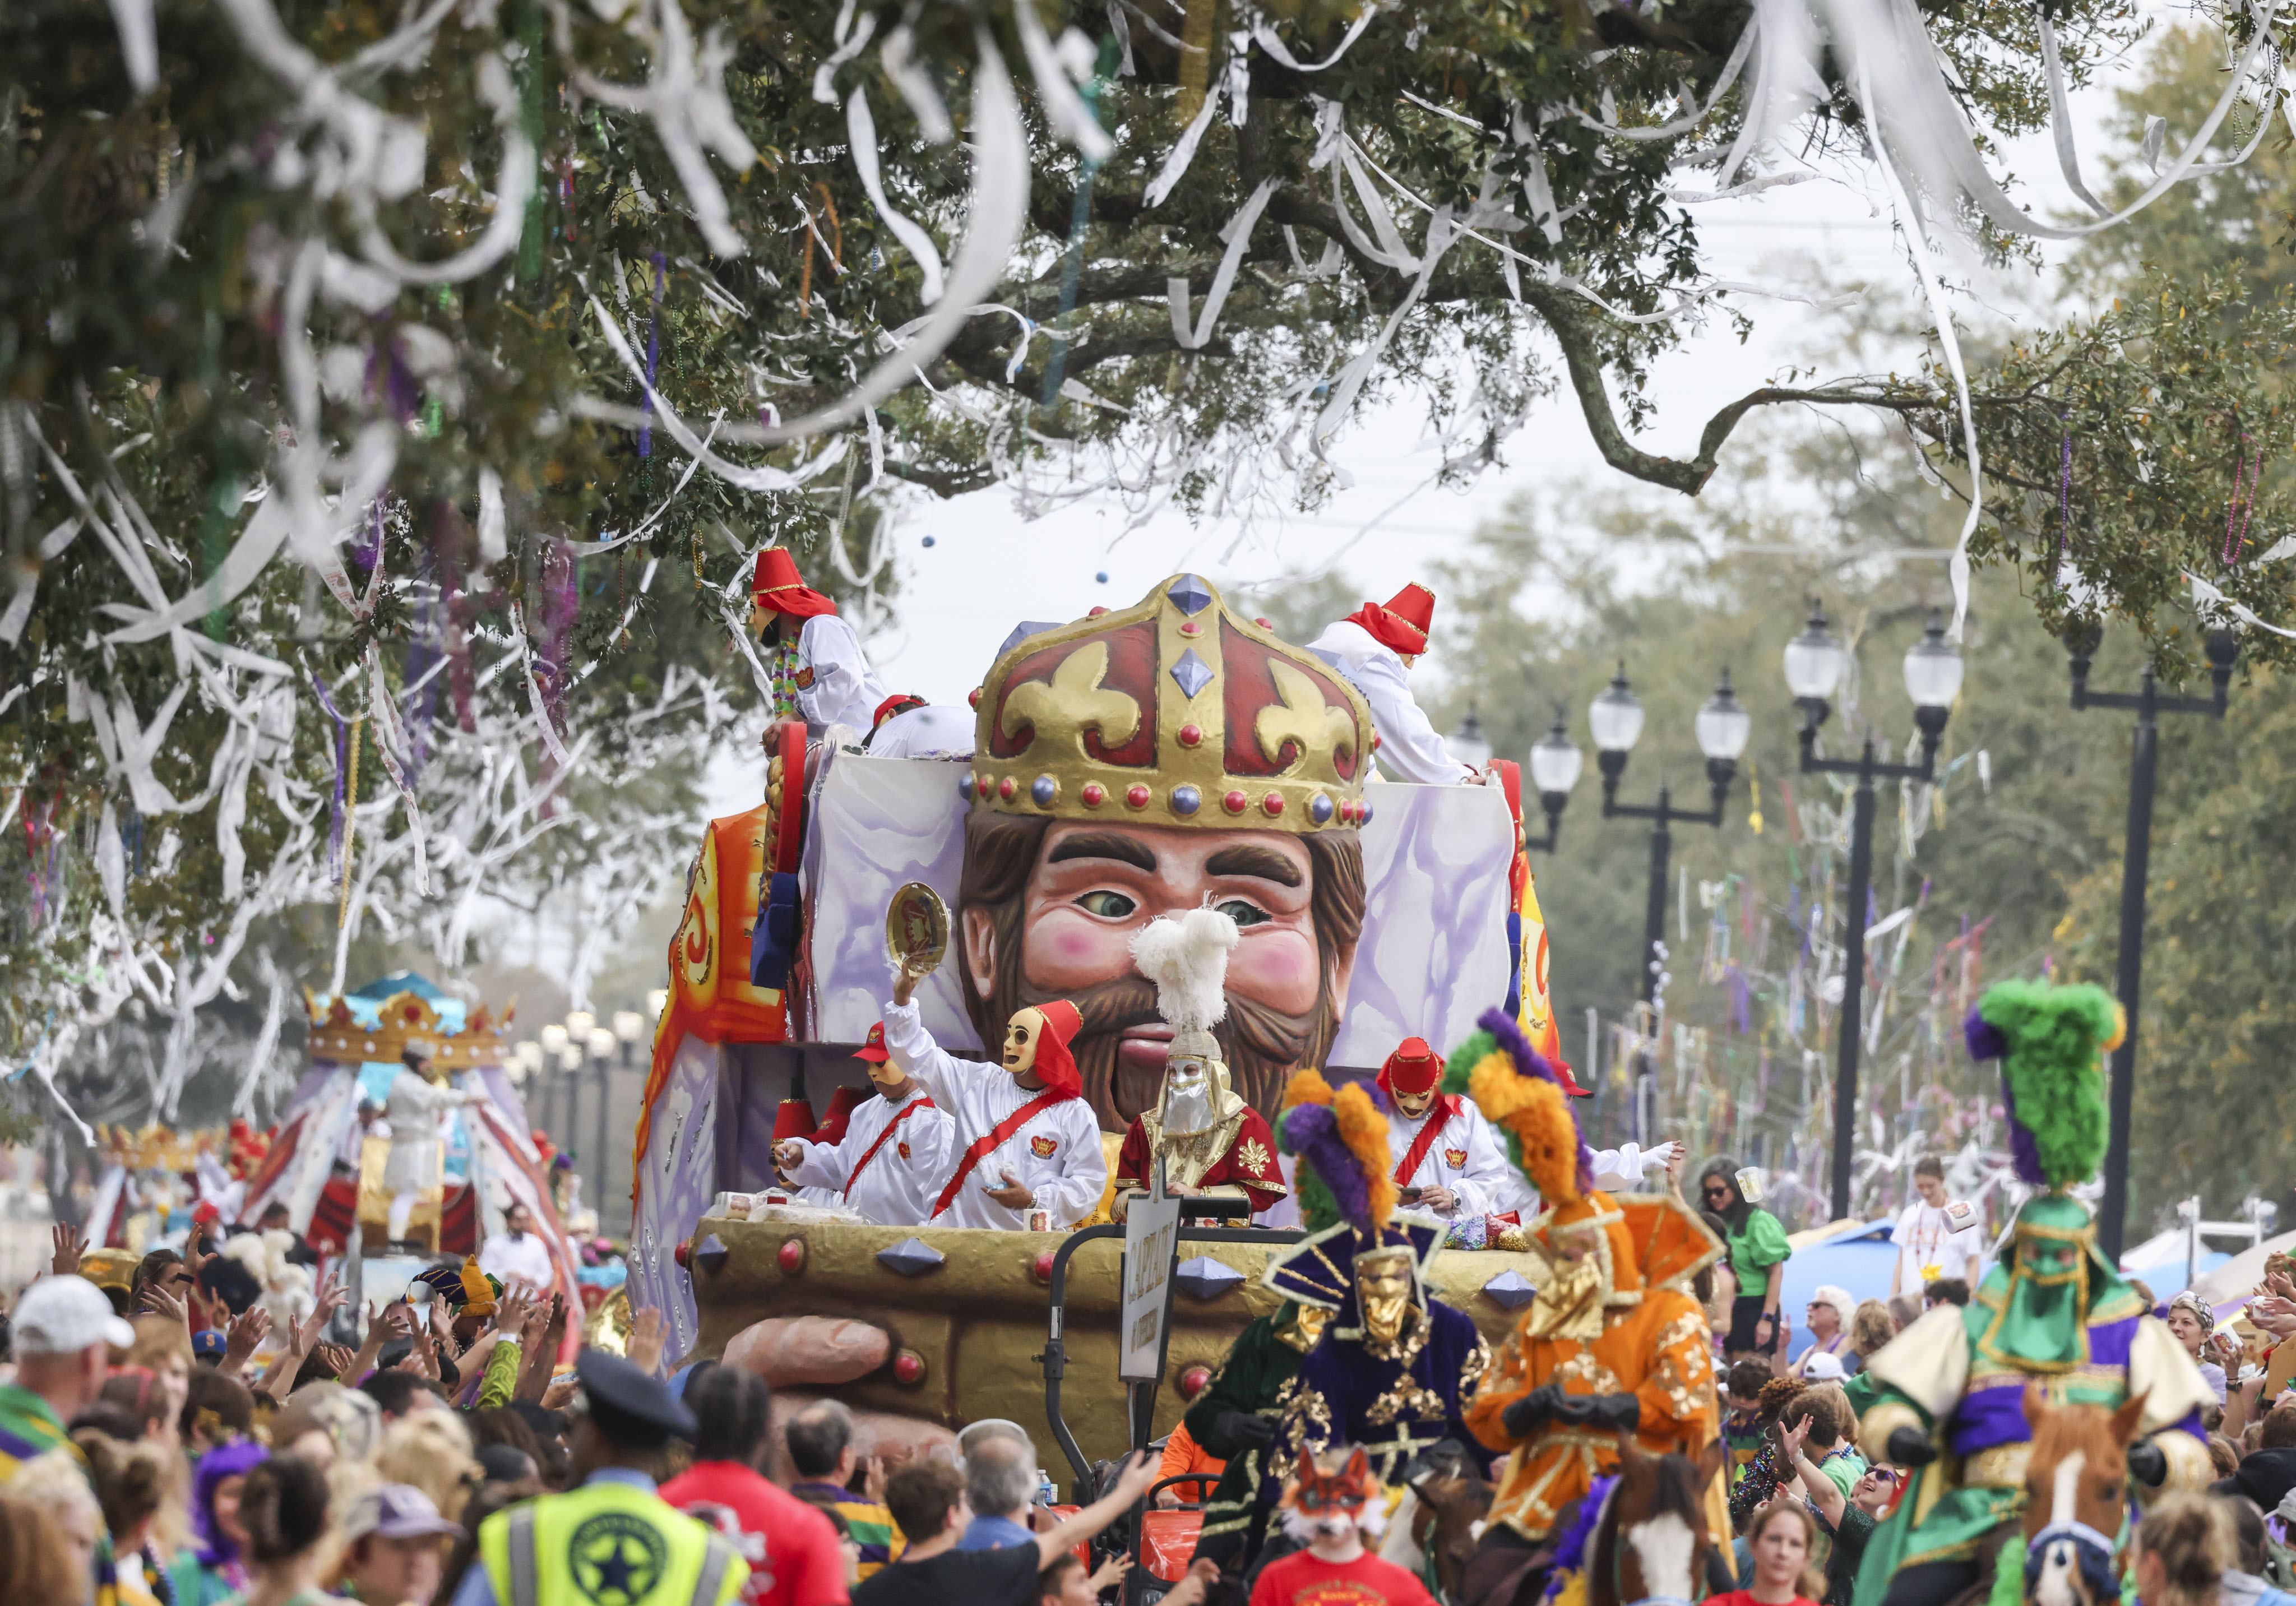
[
  {"xmin": 752, "ymin": 549, "xmax": 839, "ymax": 619},
  {"xmin": 813, "ymin": 1084, "xmax": 873, "ymax": 1146},
  {"xmin": 1376, "ymin": 1037, "xmax": 1446, "ymax": 1100},
  {"xmin": 772, "ymin": 1097, "xmax": 818, "ymax": 1144},
  {"xmin": 854, "ymin": 1021, "xmax": 891, "ymax": 1065},
  {"xmin": 1345, "ymin": 583, "xmax": 1436, "ymax": 656},
  {"xmin": 1025, "ymin": 1000, "xmax": 1085, "ymax": 1101}
]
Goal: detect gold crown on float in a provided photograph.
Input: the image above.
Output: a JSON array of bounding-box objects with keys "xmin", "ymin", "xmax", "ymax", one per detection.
[
  {"xmin": 964, "ymin": 573, "xmax": 1374, "ymax": 833},
  {"xmin": 300, "ymin": 988, "xmax": 513, "ymax": 1068},
  {"xmin": 101, "ymin": 1124, "xmax": 201, "ymax": 1172}
]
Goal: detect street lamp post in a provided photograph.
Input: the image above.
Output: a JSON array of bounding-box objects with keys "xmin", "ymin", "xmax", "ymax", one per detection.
[
  {"xmin": 2066, "ymin": 624, "xmax": 2237, "ymax": 1262},
  {"xmin": 1523, "ymin": 711, "xmax": 1584, "ymax": 853},
  {"xmin": 1785, "ymin": 605, "xmax": 1963, "ymax": 1223},
  {"xmin": 1591, "ymin": 665, "xmax": 1751, "ymax": 1141},
  {"xmin": 537, "ymin": 1024, "xmax": 571, "ymax": 1152}
]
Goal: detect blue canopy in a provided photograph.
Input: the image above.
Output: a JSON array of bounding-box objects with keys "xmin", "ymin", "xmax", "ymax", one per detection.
[{"xmin": 1777, "ymin": 1219, "xmax": 1903, "ymax": 1324}]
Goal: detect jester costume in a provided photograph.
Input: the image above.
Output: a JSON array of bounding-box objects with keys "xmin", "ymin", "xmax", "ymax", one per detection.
[
  {"xmin": 1261, "ymin": 1070, "xmax": 1492, "ymax": 1494},
  {"xmin": 1851, "ymin": 980, "xmax": 2216, "ymax": 1606},
  {"xmin": 1455, "ymin": 1008, "xmax": 1724, "ymax": 1604}
]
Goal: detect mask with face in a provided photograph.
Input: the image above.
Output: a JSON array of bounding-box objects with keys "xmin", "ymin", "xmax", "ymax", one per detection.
[{"xmin": 1355, "ymin": 1249, "xmax": 1417, "ymax": 1350}]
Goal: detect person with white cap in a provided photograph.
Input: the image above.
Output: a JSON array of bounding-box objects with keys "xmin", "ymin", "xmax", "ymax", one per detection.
[
  {"xmin": 1790, "ymin": 1284, "xmax": 1858, "ymax": 1380},
  {"xmin": 336, "ymin": 1483, "xmax": 465, "ymax": 1606},
  {"xmin": 0, "ymin": 1274, "xmax": 135, "ymax": 1479}
]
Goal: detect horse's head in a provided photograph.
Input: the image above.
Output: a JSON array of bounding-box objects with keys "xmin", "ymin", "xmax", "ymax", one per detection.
[
  {"xmin": 2020, "ymin": 1384, "xmax": 2150, "ymax": 1606},
  {"xmin": 1408, "ymin": 1460, "xmax": 1496, "ymax": 1602},
  {"xmin": 1595, "ymin": 1436, "xmax": 1730, "ymax": 1606}
]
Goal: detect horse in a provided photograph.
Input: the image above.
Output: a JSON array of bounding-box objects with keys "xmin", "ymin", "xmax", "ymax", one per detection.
[
  {"xmin": 1377, "ymin": 1440, "xmax": 1497, "ymax": 1600},
  {"xmin": 1593, "ymin": 1436, "xmax": 1732, "ymax": 1606},
  {"xmin": 1455, "ymin": 1435, "xmax": 1729, "ymax": 1606},
  {"xmin": 2020, "ymin": 1383, "xmax": 2149, "ymax": 1606}
]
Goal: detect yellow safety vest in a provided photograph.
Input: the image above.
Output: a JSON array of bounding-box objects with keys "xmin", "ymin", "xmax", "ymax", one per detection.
[{"xmin": 479, "ymin": 1478, "xmax": 746, "ymax": 1606}]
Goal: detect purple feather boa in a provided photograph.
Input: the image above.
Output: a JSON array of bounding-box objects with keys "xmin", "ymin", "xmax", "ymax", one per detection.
[
  {"xmin": 1543, "ymin": 1474, "xmax": 1618, "ymax": 1599},
  {"xmin": 1963, "ymin": 1005, "xmax": 2008, "ymax": 1063},
  {"xmin": 1966, "ymin": 1004, "xmax": 2045, "ymax": 1183},
  {"xmin": 1282, "ymin": 1101, "xmax": 1373, "ymax": 1230},
  {"xmin": 1477, "ymin": 1006, "xmax": 1593, "ymax": 1195}
]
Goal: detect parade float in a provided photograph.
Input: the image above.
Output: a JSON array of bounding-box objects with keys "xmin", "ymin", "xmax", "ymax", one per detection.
[
  {"xmin": 632, "ymin": 574, "xmax": 1575, "ymax": 1469},
  {"xmin": 234, "ymin": 971, "xmax": 583, "ymax": 1352}
]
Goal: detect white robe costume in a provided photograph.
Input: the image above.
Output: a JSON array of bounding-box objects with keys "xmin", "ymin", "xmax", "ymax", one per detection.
[
  {"xmin": 881, "ymin": 1001, "xmax": 1107, "ymax": 1230},
  {"xmin": 1306, "ymin": 618, "xmax": 1475, "ymax": 785},
  {"xmin": 382, "ymin": 1070, "xmax": 472, "ymax": 1239},
  {"xmin": 478, "ymin": 1228, "xmax": 557, "ymax": 1291},
  {"xmin": 795, "ymin": 614, "xmax": 887, "ymax": 733},
  {"xmin": 784, "ymin": 1085, "xmax": 956, "ymax": 1227},
  {"xmin": 1385, "ymin": 1096, "xmax": 1534, "ymax": 1219},
  {"xmin": 865, "ymin": 702, "xmax": 975, "ymax": 758}
]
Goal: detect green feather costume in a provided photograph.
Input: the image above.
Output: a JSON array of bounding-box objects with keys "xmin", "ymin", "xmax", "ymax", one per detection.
[{"xmin": 1849, "ymin": 980, "xmax": 2215, "ymax": 1606}]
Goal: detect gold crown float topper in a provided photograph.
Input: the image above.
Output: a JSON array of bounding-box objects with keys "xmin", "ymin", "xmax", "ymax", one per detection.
[
  {"xmin": 302, "ymin": 988, "xmax": 513, "ymax": 1069},
  {"xmin": 965, "ymin": 573, "xmax": 1374, "ymax": 832}
]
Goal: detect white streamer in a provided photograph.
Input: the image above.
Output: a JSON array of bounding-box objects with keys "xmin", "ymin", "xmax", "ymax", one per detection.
[{"xmin": 847, "ymin": 89, "xmax": 947, "ymax": 304}]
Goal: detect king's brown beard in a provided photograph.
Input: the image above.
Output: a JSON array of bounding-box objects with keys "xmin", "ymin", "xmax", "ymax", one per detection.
[{"xmin": 1001, "ymin": 973, "xmax": 1339, "ymax": 1130}]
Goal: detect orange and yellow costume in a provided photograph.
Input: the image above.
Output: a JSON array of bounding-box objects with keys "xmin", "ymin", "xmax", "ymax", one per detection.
[{"xmin": 1453, "ymin": 1017, "xmax": 1724, "ymax": 1543}]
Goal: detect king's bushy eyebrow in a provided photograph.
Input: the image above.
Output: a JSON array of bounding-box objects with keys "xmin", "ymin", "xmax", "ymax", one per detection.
[
  {"xmin": 1204, "ymin": 845, "xmax": 1302, "ymax": 886},
  {"xmin": 1045, "ymin": 832, "xmax": 1158, "ymax": 872}
]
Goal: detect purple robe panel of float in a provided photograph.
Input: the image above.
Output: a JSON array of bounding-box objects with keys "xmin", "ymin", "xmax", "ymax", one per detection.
[{"xmin": 629, "ymin": 1031, "xmax": 726, "ymax": 1360}]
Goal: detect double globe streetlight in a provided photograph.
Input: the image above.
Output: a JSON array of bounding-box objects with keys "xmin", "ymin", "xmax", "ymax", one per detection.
[
  {"xmin": 1501, "ymin": 668, "xmax": 1750, "ymax": 1140},
  {"xmin": 1783, "ymin": 604, "xmax": 1964, "ymax": 1221}
]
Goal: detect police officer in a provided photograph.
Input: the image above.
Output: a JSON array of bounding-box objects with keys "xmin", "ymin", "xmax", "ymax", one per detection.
[{"xmin": 449, "ymin": 1349, "xmax": 747, "ymax": 1605}]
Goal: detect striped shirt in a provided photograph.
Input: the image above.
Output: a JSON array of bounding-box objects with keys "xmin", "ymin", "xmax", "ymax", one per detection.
[
  {"xmin": 0, "ymin": 1382, "xmax": 70, "ymax": 1477},
  {"xmin": 790, "ymin": 1483, "xmax": 904, "ymax": 1579}
]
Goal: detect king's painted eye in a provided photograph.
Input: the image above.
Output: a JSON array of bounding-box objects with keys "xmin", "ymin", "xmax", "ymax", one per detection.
[
  {"xmin": 1074, "ymin": 890, "xmax": 1137, "ymax": 919},
  {"xmin": 1215, "ymin": 898, "xmax": 1270, "ymax": 927}
]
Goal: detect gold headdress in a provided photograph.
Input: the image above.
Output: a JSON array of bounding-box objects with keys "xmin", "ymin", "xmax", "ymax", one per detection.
[{"xmin": 965, "ymin": 574, "xmax": 1373, "ymax": 834}]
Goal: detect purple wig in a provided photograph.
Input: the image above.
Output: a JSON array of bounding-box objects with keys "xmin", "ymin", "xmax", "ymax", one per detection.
[{"xmin": 192, "ymin": 1440, "xmax": 270, "ymax": 1568}]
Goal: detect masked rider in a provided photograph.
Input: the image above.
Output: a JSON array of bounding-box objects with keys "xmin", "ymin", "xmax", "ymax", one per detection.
[
  {"xmin": 1459, "ymin": 1008, "xmax": 1724, "ymax": 1604},
  {"xmin": 1851, "ymin": 980, "xmax": 2216, "ymax": 1606},
  {"xmin": 1260, "ymin": 1070, "xmax": 1491, "ymax": 1517},
  {"xmin": 1113, "ymin": 908, "xmax": 1287, "ymax": 1221}
]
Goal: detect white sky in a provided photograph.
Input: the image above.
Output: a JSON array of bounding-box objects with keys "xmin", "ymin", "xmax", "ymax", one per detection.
[{"xmin": 701, "ymin": 12, "xmax": 2209, "ymax": 814}]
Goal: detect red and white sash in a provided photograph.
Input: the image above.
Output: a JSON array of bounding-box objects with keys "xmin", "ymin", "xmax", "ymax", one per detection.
[
  {"xmin": 1392, "ymin": 1094, "xmax": 1463, "ymax": 1187},
  {"xmin": 842, "ymin": 1095, "xmax": 934, "ymax": 1201},
  {"xmin": 929, "ymin": 1089, "xmax": 1068, "ymax": 1219}
]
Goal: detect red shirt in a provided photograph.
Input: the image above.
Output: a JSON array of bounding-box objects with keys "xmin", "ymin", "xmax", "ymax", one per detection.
[
  {"xmin": 661, "ymin": 1461, "xmax": 850, "ymax": 1606},
  {"xmin": 1248, "ymin": 1549, "xmax": 1439, "ymax": 1606},
  {"xmin": 1703, "ymin": 1592, "xmax": 1822, "ymax": 1606}
]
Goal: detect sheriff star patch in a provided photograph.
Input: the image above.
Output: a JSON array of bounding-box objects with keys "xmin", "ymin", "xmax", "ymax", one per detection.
[
  {"xmin": 1444, "ymin": 1146, "xmax": 1468, "ymax": 1169},
  {"xmin": 1030, "ymin": 1135, "xmax": 1058, "ymax": 1159}
]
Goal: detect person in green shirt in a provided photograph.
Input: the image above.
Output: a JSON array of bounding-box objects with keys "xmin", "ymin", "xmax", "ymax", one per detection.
[{"xmin": 1698, "ymin": 1156, "xmax": 1790, "ymax": 1360}]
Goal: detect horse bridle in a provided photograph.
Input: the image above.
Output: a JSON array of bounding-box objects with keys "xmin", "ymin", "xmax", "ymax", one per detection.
[{"xmin": 2028, "ymin": 1519, "xmax": 2120, "ymax": 1558}]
